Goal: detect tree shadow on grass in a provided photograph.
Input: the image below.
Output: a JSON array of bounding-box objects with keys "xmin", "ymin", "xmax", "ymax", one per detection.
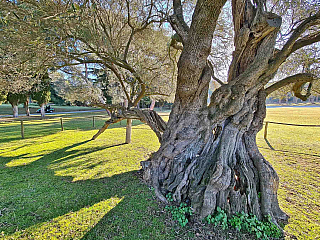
[
  {"xmin": 261, "ymin": 138, "xmax": 320, "ymax": 158},
  {"xmin": 0, "ymin": 140, "xmax": 171, "ymax": 240}
]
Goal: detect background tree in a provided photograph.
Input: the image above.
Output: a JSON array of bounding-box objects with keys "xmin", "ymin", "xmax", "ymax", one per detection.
[
  {"xmin": 31, "ymin": 73, "xmax": 51, "ymax": 118},
  {"xmin": 6, "ymin": 93, "xmax": 26, "ymax": 118},
  {"xmin": 1, "ymin": 0, "xmax": 177, "ymax": 142},
  {"xmin": 21, "ymin": 94, "xmax": 31, "ymax": 116}
]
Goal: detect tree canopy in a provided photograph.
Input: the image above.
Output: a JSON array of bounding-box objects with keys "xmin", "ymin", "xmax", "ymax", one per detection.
[{"xmin": 0, "ymin": 0, "xmax": 178, "ymax": 108}]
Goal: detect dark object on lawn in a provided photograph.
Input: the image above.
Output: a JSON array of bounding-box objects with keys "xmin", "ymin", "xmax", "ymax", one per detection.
[{"xmin": 36, "ymin": 106, "xmax": 55, "ymax": 113}]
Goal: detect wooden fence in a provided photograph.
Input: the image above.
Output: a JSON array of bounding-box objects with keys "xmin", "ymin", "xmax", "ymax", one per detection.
[
  {"xmin": 3, "ymin": 116, "xmax": 320, "ymax": 140},
  {"xmin": 2, "ymin": 115, "xmax": 110, "ymax": 139},
  {"xmin": 263, "ymin": 121, "xmax": 320, "ymax": 139}
]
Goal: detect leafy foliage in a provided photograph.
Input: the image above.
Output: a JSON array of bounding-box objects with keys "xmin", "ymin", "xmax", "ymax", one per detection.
[
  {"xmin": 205, "ymin": 207, "xmax": 228, "ymax": 230},
  {"xmin": 0, "ymin": 91, "xmax": 8, "ymax": 104},
  {"xmin": 165, "ymin": 193, "xmax": 193, "ymax": 227},
  {"xmin": 31, "ymin": 73, "xmax": 51, "ymax": 106},
  {"xmin": 206, "ymin": 208, "xmax": 282, "ymax": 239}
]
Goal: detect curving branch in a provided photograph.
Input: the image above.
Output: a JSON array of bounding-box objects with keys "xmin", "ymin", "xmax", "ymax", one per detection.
[
  {"xmin": 265, "ymin": 73, "xmax": 319, "ymax": 100},
  {"xmin": 290, "ymin": 32, "xmax": 320, "ymax": 54},
  {"xmin": 207, "ymin": 60, "xmax": 225, "ymax": 86},
  {"xmin": 272, "ymin": 11, "xmax": 320, "ymax": 65},
  {"xmin": 168, "ymin": 0, "xmax": 189, "ymax": 44},
  {"xmin": 91, "ymin": 108, "xmax": 167, "ymax": 142}
]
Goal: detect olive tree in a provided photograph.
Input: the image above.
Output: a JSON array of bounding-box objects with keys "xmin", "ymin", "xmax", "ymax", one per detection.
[
  {"xmin": 31, "ymin": 73, "xmax": 51, "ymax": 118},
  {"xmin": 1, "ymin": 0, "xmax": 320, "ymax": 229},
  {"xmin": 139, "ymin": 0, "xmax": 320, "ymax": 228}
]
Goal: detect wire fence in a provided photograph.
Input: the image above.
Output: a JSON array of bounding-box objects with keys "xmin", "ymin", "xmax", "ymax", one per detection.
[
  {"xmin": 1, "ymin": 115, "xmax": 319, "ymax": 141},
  {"xmin": 263, "ymin": 121, "xmax": 320, "ymax": 139},
  {"xmin": 0, "ymin": 115, "xmax": 134, "ymax": 140}
]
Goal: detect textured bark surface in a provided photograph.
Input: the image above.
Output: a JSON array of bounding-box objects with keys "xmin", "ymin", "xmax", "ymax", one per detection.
[
  {"xmin": 40, "ymin": 104, "xmax": 45, "ymax": 118},
  {"xmin": 12, "ymin": 105, "xmax": 18, "ymax": 118},
  {"xmin": 140, "ymin": 0, "xmax": 298, "ymax": 228},
  {"xmin": 24, "ymin": 101, "xmax": 30, "ymax": 116}
]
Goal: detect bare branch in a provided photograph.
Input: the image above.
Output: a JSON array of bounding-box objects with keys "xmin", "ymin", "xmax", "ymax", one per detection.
[
  {"xmin": 291, "ymin": 32, "xmax": 320, "ymax": 54},
  {"xmin": 273, "ymin": 11, "xmax": 320, "ymax": 63},
  {"xmin": 207, "ymin": 60, "xmax": 225, "ymax": 86},
  {"xmin": 265, "ymin": 73, "xmax": 319, "ymax": 101},
  {"xmin": 168, "ymin": 0, "xmax": 189, "ymax": 44}
]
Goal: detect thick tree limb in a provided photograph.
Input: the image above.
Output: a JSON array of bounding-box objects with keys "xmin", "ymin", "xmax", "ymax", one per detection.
[
  {"xmin": 272, "ymin": 11, "xmax": 320, "ymax": 65},
  {"xmin": 291, "ymin": 32, "xmax": 320, "ymax": 54},
  {"xmin": 265, "ymin": 73, "xmax": 319, "ymax": 100},
  {"xmin": 91, "ymin": 108, "xmax": 167, "ymax": 142},
  {"xmin": 176, "ymin": 0, "xmax": 227, "ymax": 100},
  {"xmin": 168, "ymin": 0, "xmax": 189, "ymax": 44},
  {"xmin": 91, "ymin": 117, "xmax": 123, "ymax": 140}
]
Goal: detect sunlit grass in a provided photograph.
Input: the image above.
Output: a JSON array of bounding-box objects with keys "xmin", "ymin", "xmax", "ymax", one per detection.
[
  {"xmin": 0, "ymin": 120, "xmax": 176, "ymax": 239},
  {"xmin": 4, "ymin": 197, "xmax": 123, "ymax": 240},
  {"xmin": 257, "ymin": 107, "xmax": 320, "ymax": 239},
  {"xmin": 0, "ymin": 108, "xmax": 319, "ymax": 239}
]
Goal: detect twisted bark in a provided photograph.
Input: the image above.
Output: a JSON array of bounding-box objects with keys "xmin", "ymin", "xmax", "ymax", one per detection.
[{"xmin": 140, "ymin": 0, "xmax": 308, "ymax": 228}]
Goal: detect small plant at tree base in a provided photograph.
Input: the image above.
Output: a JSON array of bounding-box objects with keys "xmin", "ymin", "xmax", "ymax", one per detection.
[
  {"xmin": 165, "ymin": 193, "xmax": 192, "ymax": 227},
  {"xmin": 206, "ymin": 208, "xmax": 282, "ymax": 239},
  {"xmin": 205, "ymin": 207, "xmax": 228, "ymax": 230},
  {"xmin": 229, "ymin": 213, "xmax": 282, "ymax": 239}
]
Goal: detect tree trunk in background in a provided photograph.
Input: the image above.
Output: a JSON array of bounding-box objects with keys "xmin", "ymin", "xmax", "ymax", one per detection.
[
  {"xmin": 142, "ymin": 0, "xmax": 288, "ymax": 227},
  {"xmin": 125, "ymin": 119, "xmax": 132, "ymax": 144},
  {"xmin": 12, "ymin": 105, "xmax": 18, "ymax": 118},
  {"xmin": 149, "ymin": 99, "xmax": 156, "ymax": 110},
  {"xmin": 310, "ymin": 96, "xmax": 314, "ymax": 103},
  {"xmin": 40, "ymin": 104, "xmax": 45, "ymax": 118},
  {"xmin": 124, "ymin": 99, "xmax": 132, "ymax": 143},
  {"xmin": 24, "ymin": 100, "xmax": 30, "ymax": 116}
]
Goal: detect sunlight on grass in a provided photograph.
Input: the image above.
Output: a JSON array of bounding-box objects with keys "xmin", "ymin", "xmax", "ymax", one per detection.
[
  {"xmin": 1, "ymin": 109, "xmax": 319, "ymax": 239},
  {"xmin": 257, "ymin": 107, "xmax": 320, "ymax": 239},
  {"xmin": 3, "ymin": 197, "xmax": 122, "ymax": 240}
]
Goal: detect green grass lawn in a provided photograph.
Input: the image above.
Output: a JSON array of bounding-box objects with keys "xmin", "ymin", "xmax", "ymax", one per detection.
[
  {"xmin": 257, "ymin": 107, "xmax": 320, "ymax": 239},
  {"xmin": 0, "ymin": 118, "xmax": 177, "ymax": 240},
  {"xmin": 0, "ymin": 108, "xmax": 319, "ymax": 239}
]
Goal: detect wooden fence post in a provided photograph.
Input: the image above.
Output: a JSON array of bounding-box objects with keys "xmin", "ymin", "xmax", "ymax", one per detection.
[
  {"xmin": 125, "ymin": 119, "xmax": 132, "ymax": 144},
  {"xmin": 264, "ymin": 121, "xmax": 269, "ymax": 139},
  {"xmin": 93, "ymin": 116, "xmax": 95, "ymax": 128},
  {"xmin": 60, "ymin": 118, "xmax": 64, "ymax": 131},
  {"xmin": 20, "ymin": 120, "xmax": 24, "ymax": 139}
]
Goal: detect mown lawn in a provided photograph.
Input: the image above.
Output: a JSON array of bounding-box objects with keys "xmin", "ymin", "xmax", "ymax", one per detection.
[
  {"xmin": 0, "ymin": 117, "xmax": 178, "ymax": 240},
  {"xmin": 257, "ymin": 107, "xmax": 320, "ymax": 239},
  {"xmin": 0, "ymin": 108, "xmax": 319, "ymax": 239}
]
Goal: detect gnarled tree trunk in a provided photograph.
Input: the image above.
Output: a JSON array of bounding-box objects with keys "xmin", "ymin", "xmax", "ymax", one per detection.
[{"xmin": 140, "ymin": 0, "xmax": 304, "ymax": 227}]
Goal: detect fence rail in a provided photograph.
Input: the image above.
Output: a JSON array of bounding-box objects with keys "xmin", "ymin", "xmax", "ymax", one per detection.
[
  {"xmin": 0, "ymin": 115, "xmax": 111, "ymax": 139},
  {"xmin": 1, "ymin": 115, "xmax": 318, "ymax": 140},
  {"xmin": 263, "ymin": 121, "xmax": 320, "ymax": 139}
]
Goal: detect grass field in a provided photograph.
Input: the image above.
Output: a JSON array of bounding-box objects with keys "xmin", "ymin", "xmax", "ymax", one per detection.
[
  {"xmin": 257, "ymin": 108, "xmax": 320, "ymax": 239},
  {"xmin": 0, "ymin": 108, "xmax": 319, "ymax": 239}
]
